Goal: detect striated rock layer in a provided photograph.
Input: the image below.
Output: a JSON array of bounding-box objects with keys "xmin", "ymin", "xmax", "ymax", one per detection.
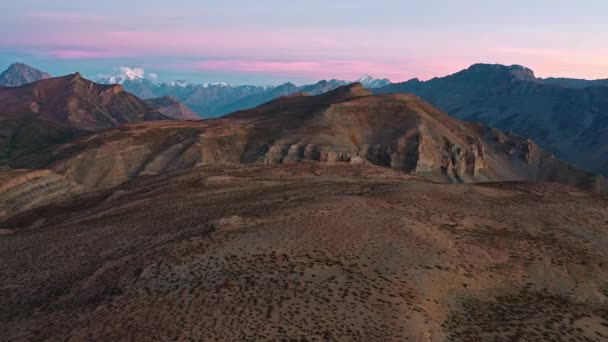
[{"xmin": 0, "ymin": 169, "xmax": 84, "ymax": 221}]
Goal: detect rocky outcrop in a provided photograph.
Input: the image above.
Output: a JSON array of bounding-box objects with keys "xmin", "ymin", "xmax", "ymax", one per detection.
[{"xmin": 260, "ymin": 135, "xmax": 487, "ymax": 183}]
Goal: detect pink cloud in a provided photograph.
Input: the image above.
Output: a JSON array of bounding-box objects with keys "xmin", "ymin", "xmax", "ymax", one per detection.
[
  {"xmin": 195, "ymin": 61, "xmax": 318, "ymax": 74},
  {"xmin": 0, "ymin": 29, "xmax": 374, "ymax": 59},
  {"xmin": 97, "ymin": 30, "xmax": 344, "ymax": 53},
  {"xmin": 2, "ymin": 24, "xmax": 605, "ymax": 81},
  {"xmin": 27, "ymin": 11, "xmax": 105, "ymax": 21},
  {"xmin": 0, "ymin": 27, "xmax": 480, "ymax": 81},
  {"xmin": 47, "ymin": 49, "xmax": 122, "ymax": 60},
  {"xmin": 192, "ymin": 59, "xmax": 415, "ymax": 81}
]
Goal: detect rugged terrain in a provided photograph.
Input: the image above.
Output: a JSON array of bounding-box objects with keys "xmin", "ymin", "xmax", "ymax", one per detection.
[
  {"xmin": 375, "ymin": 64, "xmax": 608, "ymax": 176},
  {"xmin": 1, "ymin": 163, "xmax": 607, "ymax": 341},
  {"xmin": 1, "ymin": 77, "xmax": 608, "ymax": 342},
  {"xmin": 7, "ymin": 83, "xmax": 605, "ymax": 196},
  {"xmin": 1, "ymin": 83, "xmax": 604, "ymax": 223}
]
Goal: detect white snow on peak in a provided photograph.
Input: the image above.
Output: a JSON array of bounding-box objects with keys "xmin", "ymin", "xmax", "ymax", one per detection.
[
  {"xmin": 98, "ymin": 67, "xmax": 151, "ymax": 85},
  {"xmin": 355, "ymin": 75, "xmax": 391, "ymax": 88},
  {"xmin": 120, "ymin": 67, "xmax": 145, "ymax": 81},
  {"xmin": 170, "ymin": 80, "xmax": 192, "ymax": 88},
  {"xmin": 201, "ymin": 82, "xmax": 231, "ymax": 88},
  {"xmin": 357, "ymin": 74, "xmax": 374, "ymax": 83}
]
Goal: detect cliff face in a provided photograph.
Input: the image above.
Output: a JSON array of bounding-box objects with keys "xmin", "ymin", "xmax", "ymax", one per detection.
[{"xmin": 260, "ymin": 136, "xmax": 485, "ymax": 183}]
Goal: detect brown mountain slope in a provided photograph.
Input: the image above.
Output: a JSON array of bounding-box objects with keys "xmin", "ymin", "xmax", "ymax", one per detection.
[
  {"xmin": 0, "ymin": 118, "xmax": 86, "ymax": 165},
  {"xmin": 0, "ymin": 73, "xmax": 169, "ymax": 131},
  {"xmin": 1, "ymin": 163, "xmax": 607, "ymax": 341},
  {"xmin": 0, "ymin": 74, "xmax": 171, "ymax": 166},
  {"xmin": 144, "ymin": 96, "xmax": 200, "ymax": 120},
  {"xmin": 9, "ymin": 83, "xmax": 605, "ymax": 194}
]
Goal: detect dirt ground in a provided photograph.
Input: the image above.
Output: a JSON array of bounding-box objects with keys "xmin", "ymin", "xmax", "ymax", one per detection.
[{"xmin": 1, "ymin": 163, "xmax": 607, "ymax": 341}]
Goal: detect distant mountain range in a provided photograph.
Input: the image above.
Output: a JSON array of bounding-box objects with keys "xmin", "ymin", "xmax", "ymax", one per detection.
[
  {"xmin": 374, "ymin": 63, "xmax": 608, "ymax": 176},
  {"xmin": 96, "ymin": 70, "xmax": 391, "ymax": 118}
]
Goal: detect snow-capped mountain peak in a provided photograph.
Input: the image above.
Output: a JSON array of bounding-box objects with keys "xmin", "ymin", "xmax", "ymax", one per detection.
[
  {"xmin": 201, "ymin": 82, "xmax": 232, "ymax": 88},
  {"xmin": 355, "ymin": 75, "xmax": 391, "ymax": 88},
  {"xmin": 98, "ymin": 67, "xmax": 148, "ymax": 85},
  {"xmin": 120, "ymin": 67, "xmax": 145, "ymax": 81},
  {"xmin": 170, "ymin": 80, "xmax": 192, "ymax": 88},
  {"xmin": 357, "ymin": 74, "xmax": 374, "ymax": 83}
]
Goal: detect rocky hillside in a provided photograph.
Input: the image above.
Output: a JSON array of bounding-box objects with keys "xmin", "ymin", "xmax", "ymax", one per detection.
[
  {"xmin": 9, "ymin": 83, "xmax": 606, "ymax": 193},
  {"xmin": 0, "ymin": 73, "xmax": 169, "ymax": 131},
  {"xmin": 375, "ymin": 63, "xmax": 608, "ymax": 177},
  {"xmin": 0, "ymin": 73, "xmax": 170, "ymax": 165},
  {"xmin": 0, "ymin": 63, "xmax": 52, "ymax": 87}
]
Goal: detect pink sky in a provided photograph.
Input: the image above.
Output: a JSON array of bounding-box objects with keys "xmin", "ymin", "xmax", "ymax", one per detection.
[
  {"xmin": 5, "ymin": 26, "xmax": 606, "ymax": 81},
  {"xmin": 2, "ymin": 1, "xmax": 608, "ymax": 83}
]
